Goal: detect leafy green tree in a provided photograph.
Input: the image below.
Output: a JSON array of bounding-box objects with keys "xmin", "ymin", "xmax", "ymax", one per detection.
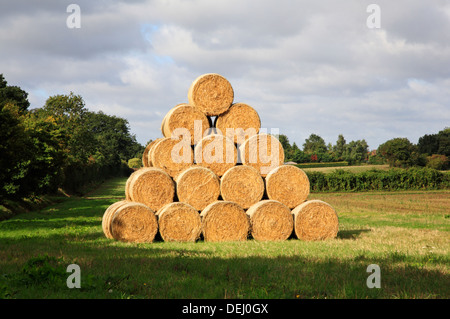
[
  {"xmin": 303, "ymin": 133, "xmax": 327, "ymax": 154},
  {"xmin": 418, "ymin": 133, "xmax": 439, "ymax": 155},
  {"xmin": 333, "ymin": 134, "xmax": 346, "ymax": 160},
  {"xmin": 0, "ymin": 74, "xmax": 30, "ymax": 112},
  {"xmin": 292, "ymin": 147, "xmax": 309, "ymax": 163},
  {"xmin": 42, "ymin": 92, "xmax": 94, "ymax": 163},
  {"xmin": 417, "ymin": 128, "xmax": 449, "ymax": 157},
  {"xmin": 276, "ymin": 134, "xmax": 292, "ymax": 160},
  {"xmin": 378, "ymin": 137, "xmax": 422, "ymax": 168},
  {"xmin": 437, "ymin": 128, "xmax": 450, "ymax": 156},
  {"xmin": 84, "ymin": 111, "xmax": 144, "ymax": 166},
  {"xmin": 343, "ymin": 139, "xmax": 369, "ymax": 165},
  {"xmin": 21, "ymin": 111, "xmax": 68, "ymax": 194},
  {"xmin": 0, "ymin": 103, "xmax": 31, "ymax": 199}
]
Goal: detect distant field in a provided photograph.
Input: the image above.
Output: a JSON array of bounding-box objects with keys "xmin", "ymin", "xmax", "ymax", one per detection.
[
  {"xmin": 302, "ymin": 164, "xmax": 390, "ymax": 174},
  {"xmin": 0, "ymin": 177, "xmax": 448, "ymax": 299}
]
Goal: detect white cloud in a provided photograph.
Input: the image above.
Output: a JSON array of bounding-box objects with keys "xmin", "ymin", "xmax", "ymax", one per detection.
[{"xmin": 1, "ymin": 0, "xmax": 449, "ymax": 150}]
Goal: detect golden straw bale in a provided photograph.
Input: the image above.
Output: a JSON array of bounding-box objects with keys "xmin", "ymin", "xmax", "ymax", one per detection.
[
  {"xmin": 215, "ymin": 102, "xmax": 261, "ymax": 144},
  {"xmin": 150, "ymin": 137, "xmax": 194, "ymax": 178},
  {"xmin": 111, "ymin": 202, "xmax": 158, "ymax": 243},
  {"xmin": 102, "ymin": 200, "xmax": 131, "ymax": 239},
  {"xmin": 125, "ymin": 169, "xmax": 142, "ymax": 201},
  {"xmin": 188, "ymin": 73, "xmax": 234, "ymax": 116},
  {"xmin": 246, "ymin": 200, "xmax": 293, "ymax": 241},
  {"xmin": 239, "ymin": 133, "xmax": 285, "ymax": 177},
  {"xmin": 142, "ymin": 138, "xmax": 164, "ymax": 167},
  {"xmin": 194, "ymin": 134, "xmax": 237, "ymax": 177},
  {"xmin": 265, "ymin": 165, "xmax": 310, "ymax": 209},
  {"xmin": 175, "ymin": 166, "xmax": 220, "ymax": 211},
  {"xmin": 292, "ymin": 200, "xmax": 339, "ymax": 241},
  {"xmin": 220, "ymin": 165, "xmax": 264, "ymax": 209},
  {"xmin": 200, "ymin": 201, "xmax": 250, "ymax": 242},
  {"xmin": 127, "ymin": 167, "xmax": 175, "ymax": 211},
  {"xmin": 156, "ymin": 202, "xmax": 202, "ymax": 242},
  {"xmin": 162, "ymin": 103, "xmax": 211, "ymax": 145}
]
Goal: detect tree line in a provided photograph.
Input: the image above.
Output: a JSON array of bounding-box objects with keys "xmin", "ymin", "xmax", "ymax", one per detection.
[
  {"xmin": 0, "ymin": 74, "xmax": 144, "ymax": 201},
  {"xmin": 278, "ymin": 128, "xmax": 449, "ymax": 170}
]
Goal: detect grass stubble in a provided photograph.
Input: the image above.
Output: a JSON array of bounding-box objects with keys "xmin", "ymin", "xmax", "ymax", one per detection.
[{"xmin": 0, "ymin": 177, "xmax": 448, "ymax": 299}]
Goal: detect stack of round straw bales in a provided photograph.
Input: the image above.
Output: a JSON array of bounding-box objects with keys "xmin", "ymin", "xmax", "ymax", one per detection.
[{"xmin": 102, "ymin": 73, "xmax": 339, "ymax": 243}]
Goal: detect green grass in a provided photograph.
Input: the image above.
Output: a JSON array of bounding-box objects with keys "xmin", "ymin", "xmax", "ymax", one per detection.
[{"xmin": 0, "ymin": 177, "xmax": 448, "ymax": 299}]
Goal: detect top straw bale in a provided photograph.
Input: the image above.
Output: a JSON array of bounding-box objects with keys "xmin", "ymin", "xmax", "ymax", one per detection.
[{"xmin": 188, "ymin": 73, "xmax": 234, "ymax": 116}]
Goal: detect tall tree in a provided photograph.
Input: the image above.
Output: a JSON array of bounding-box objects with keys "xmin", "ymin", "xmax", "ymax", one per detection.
[
  {"xmin": 417, "ymin": 133, "xmax": 439, "ymax": 155},
  {"xmin": 437, "ymin": 128, "xmax": 450, "ymax": 156},
  {"xmin": 0, "ymin": 74, "xmax": 30, "ymax": 112},
  {"xmin": 84, "ymin": 111, "xmax": 144, "ymax": 166},
  {"xmin": 343, "ymin": 139, "xmax": 369, "ymax": 164},
  {"xmin": 333, "ymin": 134, "xmax": 346, "ymax": 160},
  {"xmin": 303, "ymin": 133, "xmax": 327, "ymax": 154},
  {"xmin": 42, "ymin": 92, "xmax": 94, "ymax": 162},
  {"xmin": 378, "ymin": 137, "xmax": 421, "ymax": 167},
  {"xmin": 0, "ymin": 102, "xmax": 31, "ymax": 199}
]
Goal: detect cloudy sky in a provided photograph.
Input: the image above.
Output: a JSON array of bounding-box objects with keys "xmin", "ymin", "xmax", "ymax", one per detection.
[{"xmin": 1, "ymin": 0, "xmax": 449, "ymax": 150}]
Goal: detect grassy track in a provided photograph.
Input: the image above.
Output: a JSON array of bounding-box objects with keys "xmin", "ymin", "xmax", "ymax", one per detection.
[{"xmin": 0, "ymin": 177, "xmax": 448, "ymax": 299}]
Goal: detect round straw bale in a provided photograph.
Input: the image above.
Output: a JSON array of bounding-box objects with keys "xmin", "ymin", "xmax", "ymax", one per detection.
[
  {"xmin": 215, "ymin": 103, "xmax": 261, "ymax": 144},
  {"xmin": 102, "ymin": 200, "xmax": 131, "ymax": 239},
  {"xmin": 265, "ymin": 165, "xmax": 310, "ymax": 209},
  {"xmin": 111, "ymin": 202, "xmax": 158, "ymax": 243},
  {"xmin": 194, "ymin": 134, "xmax": 237, "ymax": 177},
  {"xmin": 150, "ymin": 137, "xmax": 194, "ymax": 178},
  {"xmin": 127, "ymin": 167, "xmax": 175, "ymax": 211},
  {"xmin": 156, "ymin": 202, "xmax": 202, "ymax": 242},
  {"xmin": 188, "ymin": 73, "xmax": 234, "ymax": 116},
  {"xmin": 142, "ymin": 138, "xmax": 163, "ymax": 167},
  {"xmin": 163, "ymin": 103, "xmax": 211, "ymax": 145},
  {"xmin": 200, "ymin": 201, "xmax": 250, "ymax": 242},
  {"xmin": 175, "ymin": 166, "xmax": 220, "ymax": 211},
  {"xmin": 239, "ymin": 133, "xmax": 285, "ymax": 177},
  {"xmin": 125, "ymin": 169, "xmax": 143, "ymax": 201},
  {"xmin": 142, "ymin": 142, "xmax": 153, "ymax": 167},
  {"xmin": 246, "ymin": 200, "xmax": 293, "ymax": 241},
  {"xmin": 292, "ymin": 200, "xmax": 339, "ymax": 241},
  {"xmin": 220, "ymin": 165, "xmax": 264, "ymax": 209}
]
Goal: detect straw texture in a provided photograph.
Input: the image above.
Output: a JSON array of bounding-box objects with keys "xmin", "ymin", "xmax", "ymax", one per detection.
[
  {"xmin": 220, "ymin": 165, "xmax": 264, "ymax": 209},
  {"xmin": 150, "ymin": 137, "xmax": 194, "ymax": 178},
  {"xmin": 200, "ymin": 201, "xmax": 250, "ymax": 242},
  {"xmin": 246, "ymin": 200, "xmax": 293, "ymax": 241},
  {"xmin": 188, "ymin": 73, "xmax": 234, "ymax": 116},
  {"xmin": 110, "ymin": 202, "xmax": 158, "ymax": 243},
  {"xmin": 239, "ymin": 133, "xmax": 285, "ymax": 176},
  {"xmin": 215, "ymin": 102, "xmax": 261, "ymax": 144},
  {"xmin": 265, "ymin": 165, "xmax": 310, "ymax": 209},
  {"xmin": 194, "ymin": 134, "xmax": 237, "ymax": 177},
  {"xmin": 126, "ymin": 167, "xmax": 175, "ymax": 211},
  {"xmin": 175, "ymin": 166, "xmax": 220, "ymax": 211},
  {"xmin": 292, "ymin": 200, "xmax": 339, "ymax": 241},
  {"xmin": 156, "ymin": 202, "xmax": 202, "ymax": 242},
  {"xmin": 102, "ymin": 200, "xmax": 131, "ymax": 239},
  {"xmin": 162, "ymin": 103, "xmax": 211, "ymax": 145},
  {"xmin": 142, "ymin": 138, "xmax": 164, "ymax": 167}
]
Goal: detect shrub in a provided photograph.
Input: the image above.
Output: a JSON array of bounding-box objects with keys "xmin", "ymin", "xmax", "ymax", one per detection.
[
  {"xmin": 426, "ymin": 154, "xmax": 449, "ymax": 170},
  {"xmin": 127, "ymin": 157, "xmax": 142, "ymax": 169},
  {"xmin": 306, "ymin": 167, "xmax": 448, "ymax": 192}
]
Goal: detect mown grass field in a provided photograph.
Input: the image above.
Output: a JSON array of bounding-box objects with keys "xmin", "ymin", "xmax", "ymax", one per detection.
[
  {"xmin": 0, "ymin": 177, "xmax": 448, "ymax": 299},
  {"xmin": 301, "ymin": 164, "xmax": 390, "ymax": 174}
]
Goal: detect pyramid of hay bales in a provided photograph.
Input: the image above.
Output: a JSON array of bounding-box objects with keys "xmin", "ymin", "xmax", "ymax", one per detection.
[{"xmin": 102, "ymin": 73, "xmax": 339, "ymax": 243}]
